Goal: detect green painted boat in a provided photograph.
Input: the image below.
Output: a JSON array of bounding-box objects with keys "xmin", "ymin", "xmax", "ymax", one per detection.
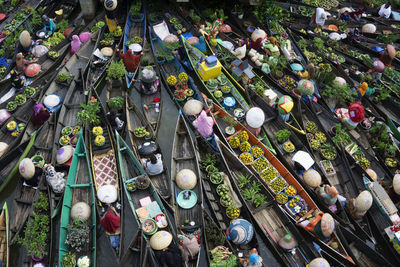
[
  {"xmin": 115, "ymin": 131, "xmax": 178, "ymax": 265},
  {"xmin": 0, "ymin": 202, "xmax": 8, "ymax": 267},
  {"xmin": 387, "ymin": 116, "xmax": 400, "ymax": 142},
  {"xmin": 58, "ymin": 132, "xmax": 96, "ymax": 267}
]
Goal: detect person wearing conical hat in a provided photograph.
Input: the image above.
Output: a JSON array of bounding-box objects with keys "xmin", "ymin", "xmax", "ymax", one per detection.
[
  {"xmin": 17, "ymin": 30, "xmax": 35, "ymax": 56},
  {"xmin": 54, "ymin": 9, "xmax": 63, "ymax": 23},
  {"xmin": 104, "ymin": 0, "xmax": 118, "ymax": 33},
  {"xmin": 36, "ymin": 15, "xmax": 56, "ymax": 39},
  {"xmin": 139, "ymin": 66, "xmax": 159, "ymax": 95}
]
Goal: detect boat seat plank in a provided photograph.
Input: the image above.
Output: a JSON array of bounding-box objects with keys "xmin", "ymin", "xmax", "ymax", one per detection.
[
  {"xmin": 69, "ymin": 183, "xmax": 91, "ymax": 188},
  {"xmin": 173, "ymin": 156, "xmax": 195, "ymax": 161}
]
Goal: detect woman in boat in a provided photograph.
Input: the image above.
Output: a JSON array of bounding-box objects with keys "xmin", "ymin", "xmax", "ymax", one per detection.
[
  {"xmin": 104, "ymin": 0, "xmax": 118, "ymax": 33},
  {"xmin": 31, "ymin": 103, "xmax": 51, "ymax": 126},
  {"xmin": 70, "ymin": 35, "xmax": 81, "ymax": 55},
  {"xmin": 193, "ymin": 110, "xmax": 214, "ymax": 137},
  {"xmin": 178, "ymin": 233, "xmax": 200, "ymax": 264},
  {"xmin": 316, "ymin": 184, "xmax": 339, "ymax": 207},
  {"xmin": 139, "ymin": 66, "xmax": 159, "ymax": 95},
  {"xmin": 17, "ymin": 31, "xmax": 35, "ymax": 56},
  {"xmin": 24, "ymin": 166, "xmax": 42, "ymax": 188},
  {"xmin": 9, "ymin": 69, "xmax": 25, "ymax": 92},
  {"xmin": 100, "ymin": 205, "xmax": 121, "ymax": 253},
  {"xmin": 106, "ymin": 109, "xmax": 124, "ymax": 131},
  {"xmin": 378, "ymin": 2, "xmax": 392, "ymax": 19},
  {"xmin": 16, "ymin": 53, "xmax": 37, "ymax": 72},
  {"xmin": 310, "ymin": 7, "xmax": 327, "ymax": 28},
  {"xmin": 154, "ymin": 243, "xmax": 183, "ymax": 267},
  {"xmin": 37, "ymin": 15, "xmax": 56, "ymax": 39},
  {"xmin": 117, "ymin": 48, "xmax": 142, "ymax": 75},
  {"xmin": 141, "ymin": 153, "xmax": 164, "ymax": 176},
  {"xmin": 239, "ymin": 248, "xmax": 263, "ymax": 267},
  {"xmin": 245, "ymin": 107, "xmax": 264, "ymax": 137}
]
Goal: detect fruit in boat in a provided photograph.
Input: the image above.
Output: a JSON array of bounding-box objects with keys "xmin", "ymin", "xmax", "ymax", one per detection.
[
  {"xmin": 6, "ymin": 101, "xmax": 16, "ymax": 111},
  {"xmin": 209, "ymin": 172, "xmax": 223, "ymax": 184},
  {"xmin": 252, "ymin": 157, "xmax": 269, "ymax": 173},
  {"xmin": 239, "ymin": 141, "xmax": 251, "ymax": 152},
  {"xmin": 238, "ymin": 131, "xmax": 249, "ymax": 142},
  {"xmin": 128, "ymin": 182, "xmax": 136, "ymax": 191},
  {"xmin": 260, "ymin": 167, "xmax": 278, "ymax": 183},
  {"xmin": 251, "ymin": 146, "xmax": 263, "ymax": 158},
  {"xmin": 269, "ymin": 177, "xmax": 286, "ymax": 194},
  {"xmin": 221, "ymin": 85, "xmax": 231, "ymax": 93},
  {"xmin": 178, "ymin": 72, "xmax": 188, "ymax": 82},
  {"xmin": 310, "ymin": 139, "xmax": 321, "ymax": 150},
  {"xmin": 284, "ymin": 141, "xmax": 295, "ymax": 152},
  {"xmin": 240, "ymin": 152, "xmax": 253, "ymax": 165},
  {"xmin": 7, "ymin": 120, "xmax": 16, "ymax": 130},
  {"xmin": 62, "ymin": 127, "xmax": 72, "ymax": 136},
  {"xmin": 72, "ymin": 126, "xmax": 81, "ymax": 135},
  {"xmin": 306, "ymin": 121, "xmax": 317, "ymax": 133},
  {"xmin": 386, "ymin": 157, "xmax": 397, "ymax": 168},
  {"xmin": 94, "ymin": 135, "xmax": 105, "ymax": 146},
  {"xmin": 359, "ymin": 157, "xmax": 370, "ymax": 169},
  {"xmin": 23, "ymin": 87, "xmax": 35, "ymax": 97},
  {"xmin": 320, "ymin": 144, "xmax": 337, "ymax": 160},
  {"xmin": 226, "ymin": 206, "xmax": 240, "ymax": 219},
  {"xmin": 275, "ymin": 129, "xmax": 291, "ymax": 143},
  {"xmin": 286, "ymin": 185, "xmax": 296, "ymax": 196},
  {"xmin": 276, "ymin": 192, "xmax": 288, "ymax": 204},
  {"xmin": 330, "ymin": 242, "xmax": 338, "ymax": 250},
  {"xmin": 228, "ymin": 136, "xmax": 240, "ymax": 149},
  {"xmin": 60, "ymin": 135, "xmax": 70, "ymax": 145},
  {"xmin": 134, "ymin": 126, "xmax": 146, "ymax": 137},
  {"xmin": 315, "ymin": 131, "xmax": 326, "ymax": 143},
  {"xmin": 92, "ymin": 126, "xmax": 103, "ymax": 136},
  {"xmin": 167, "ymin": 75, "xmax": 177, "ymax": 85},
  {"xmin": 18, "ymin": 123, "xmax": 25, "ymax": 131},
  {"xmin": 15, "ymin": 94, "xmax": 26, "ymax": 105},
  {"xmin": 217, "ymin": 184, "xmax": 229, "ymax": 196},
  {"xmin": 214, "ymin": 90, "xmax": 223, "ymax": 99}
]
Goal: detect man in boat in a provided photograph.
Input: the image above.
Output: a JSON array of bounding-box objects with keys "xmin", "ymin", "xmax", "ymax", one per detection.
[
  {"xmin": 104, "ymin": 0, "xmax": 118, "ymax": 33},
  {"xmin": 378, "ymin": 2, "xmax": 392, "ymax": 19},
  {"xmin": 310, "ymin": 8, "xmax": 327, "ymax": 28},
  {"xmin": 106, "ymin": 109, "xmax": 124, "ymax": 131},
  {"xmin": 178, "ymin": 232, "xmax": 200, "ymax": 264},
  {"xmin": 100, "ymin": 204, "xmax": 121, "ymax": 253},
  {"xmin": 37, "ymin": 15, "xmax": 56, "ymax": 39},
  {"xmin": 117, "ymin": 47, "xmax": 142, "ymax": 76},
  {"xmin": 139, "ymin": 66, "xmax": 160, "ymax": 95},
  {"xmin": 141, "ymin": 153, "xmax": 164, "ymax": 176}
]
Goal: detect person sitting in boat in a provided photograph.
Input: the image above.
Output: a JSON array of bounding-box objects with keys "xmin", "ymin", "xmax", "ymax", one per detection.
[
  {"xmin": 24, "ymin": 166, "xmax": 42, "ymax": 188},
  {"xmin": 178, "ymin": 232, "xmax": 200, "ymax": 264},
  {"xmin": 263, "ymin": 36, "xmax": 280, "ymax": 57},
  {"xmin": 37, "ymin": 15, "xmax": 56, "ymax": 39},
  {"xmin": 310, "ymin": 8, "xmax": 327, "ymax": 28},
  {"xmin": 16, "ymin": 53, "xmax": 37, "ymax": 72},
  {"xmin": 106, "ymin": 109, "xmax": 124, "ymax": 131},
  {"xmin": 100, "ymin": 204, "xmax": 121, "ymax": 253},
  {"xmin": 32, "ymin": 103, "xmax": 51, "ymax": 126},
  {"xmin": 70, "ymin": 35, "xmax": 81, "ymax": 55},
  {"xmin": 153, "ymin": 238, "xmax": 183, "ymax": 267},
  {"xmin": 378, "ymin": 2, "xmax": 392, "ymax": 19},
  {"xmin": 139, "ymin": 66, "xmax": 159, "ymax": 95},
  {"xmin": 349, "ymin": 8, "xmax": 365, "ymax": 21},
  {"xmin": 104, "ymin": 0, "xmax": 118, "ymax": 33},
  {"xmin": 44, "ymin": 164, "xmax": 66, "ymax": 194},
  {"xmin": 141, "ymin": 153, "xmax": 164, "ymax": 176},
  {"xmin": 192, "ymin": 110, "xmax": 214, "ymax": 139},
  {"xmin": 340, "ymin": 10, "xmax": 350, "ymax": 21},
  {"xmin": 17, "ymin": 30, "xmax": 35, "ymax": 56},
  {"xmin": 245, "ymin": 107, "xmax": 264, "ymax": 137},
  {"xmin": 380, "ymin": 44, "xmax": 396, "ymax": 68},
  {"xmin": 117, "ymin": 47, "xmax": 142, "ymax": 75},
  {"xmin": 316, "ymin": 184, "xmax": 338, "ymax": 206},
  {"xmin": 239, "ymin": 248, "xmax": 263, "ymax": 267},
  {"xmin": 250, "ymin": 28, "xmax": 267, "ymax": 51}
]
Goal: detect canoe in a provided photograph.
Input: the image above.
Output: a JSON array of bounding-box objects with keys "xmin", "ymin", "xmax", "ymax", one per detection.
[
  {"xmin": 171, "ymin": 115, "xmax": 203, "ymax": 266},
  {"xmin": 58, "ymin": 132, "xmax": 96, "ymax": 267},
  {"xmin": 125, "ymin": 95, "xmax": 172, "ymax": 207},
  {"xmin": 115, "ymin": 131, "xmax": 178, "ymax": 265},
  {"xmin": 123, "ymin": 2, "xmax": 146, "ymax": 88},
  {"xmin": 209, "ymin": 102, "xmax": 354, "ymax": 265},
  {"xmin": 0, "ymin": 202, "xmax": 8, "ymax": 267},
  {"xmin": 87, "ymin": 85, "xmax": 122, "ymax": 260},
  {"xmin": 136, "ymin": 35, "xmax": 163, "ymax": 135},
  {"xmin": 195, "ymin": 135, "xmax": 259, "ymax": 263},
  {"xmin": 337, "ymin": 225, "xmax": 392, "ymax": 267}
]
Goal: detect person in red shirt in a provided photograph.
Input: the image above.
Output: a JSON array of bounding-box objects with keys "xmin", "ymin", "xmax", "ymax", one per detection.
[{"xmin": 118, "ymin": 48, "xmax": 141, "ymax": 73}]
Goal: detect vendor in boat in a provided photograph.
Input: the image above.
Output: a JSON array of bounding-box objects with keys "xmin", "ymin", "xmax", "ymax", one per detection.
[
  {"xmin": 151, "ymin": 231, "xmax": 183, "ymax": 267},
  {"xmin": 193, "ymin": 110, "xmax": 214, "ymax": 138},
  {"xmin": 316, "ymin": 184, "xmax": 338, "ymax": 206},
  {"xmin": 245, "ymin": 107, "xmax": 264, "ymax": 137},
  {"xmin": 305, "ymin": 211, "xmax": 335, "ymax": 243},
  {"xmin": 380, "ymin": 44, "xmax": 396, "ymax": 68},
  {"xmin": 16, "ymin": 53, "xmax": 37, "ymax": 72},
  {"xmin": 9, "ymin": 69, "xmax": 25, "ymax": 91},
  {"xmin": 117, "ymin": 47, "xmax": 142, "ymax": 76},
  {"xmin": 37, "ymin": 15, "xmax": 56, "ymax": 39},
  {"xmin": 106, "ymin": 109, "xmax": 124, "ymax": 131},
  {"xmin": 378, "ymin": 2, "xmax": 392, "ymax": 19},
  {"xmin": 17, "ymin": 31, "xmax": 35, "ymax": 56},
  {"xmin": 19, "ymin": 157, "xmax": 42, "ymax": 188},
  {"xmin": 178, "ymin": 232, "xmax": 200, "ymax": 264},
  {"xmin": 346, "ymin": 191, "xmax": 373, "ymax": 219},
  {"xmin": 31, "ymin": 103, "xmax": 51, "ymax": 126},
  {"xmin": 239, "ymin": 248, "xmax": 263, "ymax": 267},
  {"xmin": 104, "ymin": 0, "xmax": 118, "ymax": 33},
  {"xmin": 139, "ymin": 66, "xmax": 159, "ymax": 95},
  {"xmin": 310, "ymin": 7, "xmax": 327, "ymax": 28},
  {"xmin": 100, "ymin": 204, "xmax": 121, "ymax": 253},
  {"xmin": 349, "ymin": 8, "xmax": 365, "ymax": 21},
  {"xmin": 263, "ymin": 36, "xmax": 280, "ymax": 57},
  {"xmin": 340, "ymin": 10, "xmax": 350, "ymax": 21},
  {"xmin": 141, "ymin": 153, "xmax": 164, "ymax": 176}
]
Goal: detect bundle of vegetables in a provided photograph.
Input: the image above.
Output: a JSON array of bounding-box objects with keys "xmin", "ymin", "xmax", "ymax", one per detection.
[
  {"xmin": 209, "ymin": 246, "xmax": 236, "ymax": 267},
  {"xmin": 43, "ymin": 32, "xmax": 66, "ymax": 49},
  {"xmin": 91, "ymin": 21, "xmax": 105, "ymax": 33},
  {"xmin": 275, "ymin": 129, "xmax": 291, "ymax": 143}
]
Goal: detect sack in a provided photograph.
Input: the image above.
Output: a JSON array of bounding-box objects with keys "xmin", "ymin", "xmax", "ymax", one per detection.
[{"xmin": 45, "ymin": 165, "xmax": 66, "ymax": 193}]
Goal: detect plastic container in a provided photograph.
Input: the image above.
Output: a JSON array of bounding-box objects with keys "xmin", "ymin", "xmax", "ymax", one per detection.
[
  {"xmin": 276, "ymin": 192, "xmax": 289, "ymax": 205},
  {"xmin": 62, "ymin": 126, "xmax": 73, "ymax": 136},
  {"xmin": 268, "ymin": 176, "xmax": 288, "ymax": 194},
  {"xmin": 142, "ymin": 219, "xmax": 158, "ymax": 235},
  {"xmin": 155, "ymin": 213, "xmax": 168, "ymax": 229},
  {"xmin": 250, "ymin": 145, "xmax": 264, "ymax": 159},
  {"xmin": 319, "ymin": 160, "xmax": 336, "ymax": 177}
]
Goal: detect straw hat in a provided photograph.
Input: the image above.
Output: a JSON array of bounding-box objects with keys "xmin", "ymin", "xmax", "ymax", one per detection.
[
  {"xmin": 104, "ymin": 0, "xmax": 117, "ymax": 11},
  {"xmin": 19, "ymin": 158, "xmax": 35, "ymax": 179},
  {"xmin": 303, "ymin": 169, "xmax": 321, "ymax": 188},
  {"xmin": 128, "ymin": 43, "xmax": 142, "ymax": 53},
  {"xmin": 140, "ymin": 67, "xmax": 157, "ymax": 83},
  {"xmin": 227, "ymin": 219, "xmax": 254, "ymax": 245},
  {"xmin": 55, "ymin": 9, "xmax": 63, "ymax": 16},
  {"xmin": 373, "ymin": 60, "xmax": 385, "ymax": 73},
  {"xmin": 71, "ymin": 202, "xmax": 91, "ymax": 221},
  {"xmin": 320, "ymin": 213, "xmax": 334, "ymax": 238},
  {"xmin": 163, "ymin": 34, "xmax": 179, "ymax": 43},
  {"xmin": 0, "ymin": 142, "xmax": 8, "ymax": 157},
  {"xmin": 251, "ymin": 28, "xmax": 266, "ymax": 42},
  {"xmin": 308, "ymin": 258, "xmax": 330, "ymax": 267},
  {"xmin": 101, "ymin": 47, "xmax": 114, "ymax": 57},
  {"xmin": 183, "ymin": 99, "xmax": 203, "ymax": 116},
  {"xmin": 187, "ymin": 36, "xmax": 199, "ymax": 44},
  {"xmin": 354, "ymin": 190, "xmax": 372, "ymax": 212},
  {"xmin": 278, "ymin": 233, "xmax": 297, "ymax": 250},
  {"xmin": 150, "ymin": 231, "xmax": 173, "ymax": 250},
  {"xmin": 393, "ymin": 174, "xmax": 400, "ymax": 194},
  {"xmin": 19, "ymin": 30, "xmax": 31, "ymax": 48},
  {"xmin": 361, "ymin": 23, "xmax": 376, "ymax": 33},
  {"xmin": 56, "ymin": 145, "xmax": 74, "ymax": 164},
  {"xmin": 97, "ymin": 184, "xmax": 118, "ymax": 204},
  {"xmin": 246, "ymin": 107, "xmax": 265, "ymax": 128},
  {"xmin": 297, "ymin": 79, "xmax": 314, "ymax": 96},
  {"xmin": 365, "ymin": 169, "xmax": 377, "ymax": 181},
  {"xmin": 176, "ymin": 169, "xmax": 197, "ymax": 190}
]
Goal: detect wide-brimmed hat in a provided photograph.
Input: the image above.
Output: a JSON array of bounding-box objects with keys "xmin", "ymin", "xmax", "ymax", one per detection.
[
  {"xmin": 176, "ymin": 169, "xmax": 197, "ymax": 190},
  {"xmin": 71, "ymin": 202, "xmax": 91, "ymax": 221},
  {"xmin": 183, "ymin": 99, "xmax": 203, "ymax": 116},
  {"xmin": 150, "ymin": 231, "xmax": 173, "ymax": 250},
  {"xmin": 97, "ymin": 184, "xmax": 118, "ymax": 203},
  {"xmin": 246, "ymin": 107, "xmax": 264, "ymax": 128},
  {"xmin": 19, "ymin": 158, "xmax": 35, "ymax": 179},
  {"xmin": 19, "ymin": 30, "xmax": 31, "ymax": 48},
  {"xmin": 56, "ymin": 145, "xmax": 74, "ymax": 164},
  {"xmin": 104, "ymin": 0, "xmax": 117, "ymax": 11},
  {"xmin": 140, "ymin": 66, "xmax": 157, "ymax": 83}
]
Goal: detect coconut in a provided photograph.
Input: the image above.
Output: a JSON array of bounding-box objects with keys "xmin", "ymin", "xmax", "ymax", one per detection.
[
  {"xmin": 71, "ymin": 202, "xmax": 91, "ymax": 221},
  {"xmin": 393, "ymin": 174, "xmax": 400, "ymax": 195},
  {"xmin": 354, "ymin": 191, "xmax": 373, "ymax": 212},
  {"xmin": 309, "ymin": 258, "xmax": 330, "ymax": 267},
  {"xmin": 251, "ymin": 28, "xmax": 266, "ymax": 42},
  {"xmin": 361, "ymin": 23, "xmax": 376, "ymax": 34},
  {"xmin": 19, "ymin": 158, "xmax": 35, "ymax": 179},
  {"xmin": 303, "ymin": 169, "xmax": 321, "ymax": 188},
  {"xmin": 176, "ymin": 169, "xmax": 197, "ymax": 190},
  {"xmin": 365, "ymin": 169, "xmax": 377, "ymax": 181}
]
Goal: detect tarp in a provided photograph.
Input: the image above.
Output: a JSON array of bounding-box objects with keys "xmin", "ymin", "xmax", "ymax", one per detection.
[{"xmin": 153, "ymin": 21, "xmax": 170, "ymax": 41}]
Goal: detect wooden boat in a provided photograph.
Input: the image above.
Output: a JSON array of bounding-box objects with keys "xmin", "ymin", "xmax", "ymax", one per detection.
[
  {"xmin": 135, "ymin": 36, "xmax": 163, "ymax": 135},
  {"xmin": 337, "ymin": 225, "xmax": 392, "ymax": 267},
  {"xmin": 115, "ymin": 131, "xmax": 178, "ymax": 266},
  {"xmin": 209, "ymin": 102, "xmax": 354, "ymax": 265},
  {"xmin": 171, "ymin": 115, "xmax": 203, "ymax": 266},
  {"xmin": 87, "ymin": 85, "xmax": 122, "ymax": 260},
  {"xmin": 123, "ymin": 2, "xmax": 146, "ymax": 88},
  {"xmin": 9, "ymin": 113, "xmax": 55, "ymax": 249},
  {"xmin": 195, "ymin": 135, "xmax": 261, "ymax": 265},
  {"xmin": 0, "ymin": 202, "xmax": 8, "ymax": 267},
  {"xmin": 58, "ymin": 133, "xmax": 96, "ymax": 267},
  {"xmin": 125, "ymin": 95, "xmax": 172, "ymax": 206}
]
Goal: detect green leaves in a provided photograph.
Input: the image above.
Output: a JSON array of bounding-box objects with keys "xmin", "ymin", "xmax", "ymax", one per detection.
[
  {"xmin": 65, "ymin": 220, "xmax": 90, "ymax": 252},
  {"xmin": 76, "ymin": 100, "xmax": 100, "ymax": 127},
  {"xmin": 107, "ymin": 96, "xmax": 124, "ymax": 110},
  {"xmin": 106, "ymin": 60, "xmax": 126, "ymax": 82}
]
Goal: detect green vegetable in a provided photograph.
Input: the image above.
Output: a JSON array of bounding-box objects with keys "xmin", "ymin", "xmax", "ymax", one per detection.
[{"xmin": 275, "ymin": 129, "xmax": 291, "ymax": 143}]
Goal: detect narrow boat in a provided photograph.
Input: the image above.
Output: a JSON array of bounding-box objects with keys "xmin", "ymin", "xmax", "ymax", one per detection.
[
  {"xmin": 125, "ymin": 95, "xmax": 172, "ymax": 206},
  {"xmin": 171, "ymin": 115, "xmax": 203, "ymax": 266},
  {"xmin": 209, "ymin": 102, "xmax": 354, "ymax": 265},
  {"xmin": 115, "ymin": 131, "xmax": 178, "ymax": 266},
  {"xmin": 0, "ymin": 202, "xmax": 8, "ymax": 267},
  {"xmin": 87, "ymin": 86, "xmax": 122, "ymax": 261},
  {"xmin": 123, "ymin": 1, "xmax": 146, "ymax": 88},
  {"xmin": 218, "ymin": 140, "xmax": 323, "ymax": 266},
  {"xmin": 58, "ymin": 133, "xmax": 96, "ymax": 267}
]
